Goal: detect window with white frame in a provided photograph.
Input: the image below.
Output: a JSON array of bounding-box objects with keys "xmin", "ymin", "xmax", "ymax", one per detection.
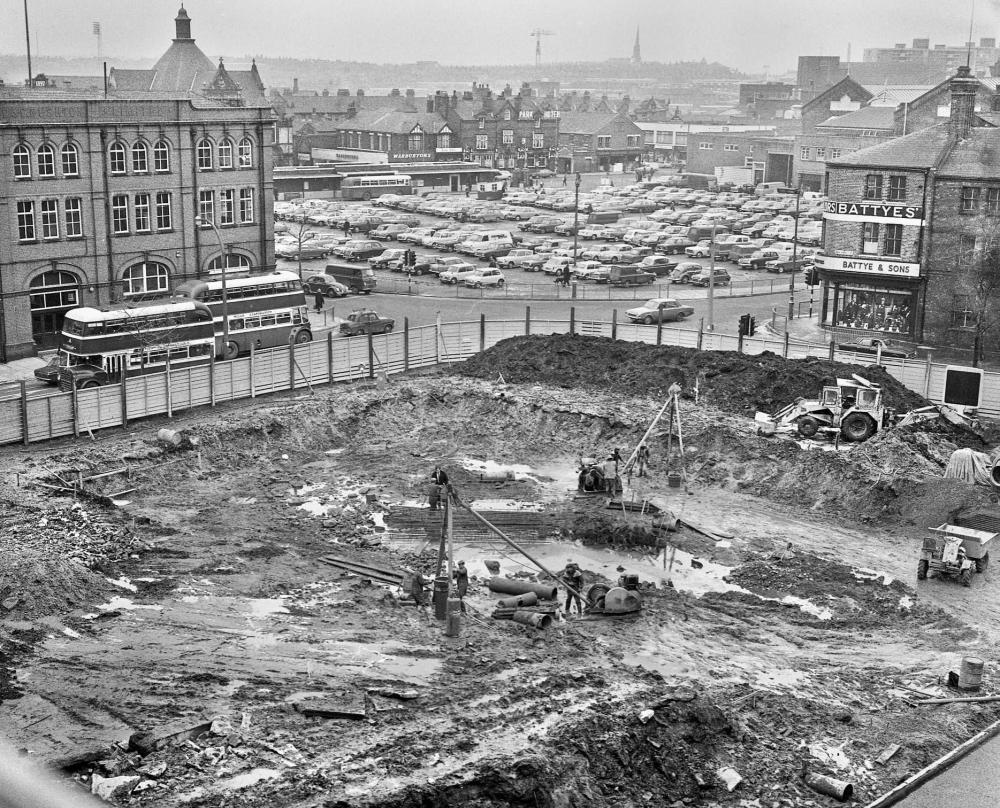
[
  {"xmin": 532, "ymin": 132, "xmax": 545, "ymax": 148},
  {"xmin": 951, "ymin": 294, "xmax": 976, "ymax": 328},
  {"xmin": 861, "ymin": 221, "xmax": 879, "ymax": 254},
  {"xmin": 134, "ymin": 193, "xmax": 151, "ymax": 232},
  {"xmin": 476, "ymin": 134, "xmax": 489, "ymax": 149},
  {"xmin": 153, "ymin": 140, "xmax": 170, "ymax": 172},
  {"xmin": 40, "ymin": 199, "xmax": 59, "ymax": 239},
  {"xmin": 132, "ymin": 142, "xmax": 149, "ymax": 173},
  {"xmin": 239, "ymin": 188, "xmax": 254, "ymax": 223},
  {"xmin": 109, "ymin": 141, "xmax": 127, "ymax": 174},
  {"xmin": 218, "ymin": 139, "xmax": 234, "ymax": 169},
  {"xmin": 198, "ymin": 190, "xmax": 215, "ymax": 223},
  {"xmin": 13, "ymin": 144, "xmax": 31, "ymax": 178},
  {"xmin": 831, "ymin": 148, "xmax": 842, "ymax": 159},
  {"xmin": 155, "ymin": 192, "xmax": 172, "ymax": 230},
  {"xmin": 64, "ymin": 197, "xmax": 82, "ymax": 238},
  {"xmin": 503, "ymin": 108, "xmax": 512, "ymax": 120},
  {"xmin": 698, "ymin": 141, "xmax": 713, "ymax": 150},
  {"xmin": 502, "ymin": 130, "xmax": 514, "ymax": 145},
  {"xmin": 196, "ymin": 138, "xmax": 213, "ymax": 170},
  {"xmin": 799, "ymin": 146, "xmax": 811, "ymax": 160},
  {"xmin": 37, "ymin": 143, "xmax": 55, "ymax": 177},
  {"xmin": 478, "ymin": 118, "xmax": 485, "ymax": 130},
  {"xmin": 122, "ymin": 262, "xmax": 169, "ymax": 297},
  {"xmin": 112, "ymin": 194, "xmax": 129, "ymax": 234},
  {"xmin": 61, "ymin": 143, "xmax": 79, "ymax": 176},
  {"xmin": 220, "ymin": 189, "xmax": 235, "ymax": 225},
  {"xmin": 238, "ymin": 137, "xmax": 253, "ymax": 168},
  {"xmin": 597, "ymin": 136, "xmax": 612, "ymax": 148},
  {"xmin": 815, "ymin": 147, "xmax": 826, "ymax": 160},
  {"xmin": 16, "ymin": 200, "xmax": 35, "ymax": 241},
  {"xmin": 724, "ymin": 143, "xmax": 740, "ymax": 152}
]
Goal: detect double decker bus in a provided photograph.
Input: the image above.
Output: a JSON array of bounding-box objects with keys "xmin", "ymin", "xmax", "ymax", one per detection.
[
  {"xmin": 340, "ymin": 174, "xmax": 413, "ymax": 200},
  {"xmin": 172, "ymin": 270, "xmax": 312, "ymax": 360},
  {"xmin": 55, "ymin": 301, "xmax": 216, "ymax": 390}
]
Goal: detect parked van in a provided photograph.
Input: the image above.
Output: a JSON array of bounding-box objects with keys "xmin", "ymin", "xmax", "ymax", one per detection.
[
  {"xmin": 686, "ymin": 224, "xmax": 731, "ymax": 242},
  {"xmin": 456, "ymin": 230, "xmax": 513, "ymax": 255},
  {"xmin": 325, "ymin": 262, "xmax": 377, "ymax": 294},
  {"xmin": 586, "ymin": 211, "xmax": 621, "ymax": 224}
]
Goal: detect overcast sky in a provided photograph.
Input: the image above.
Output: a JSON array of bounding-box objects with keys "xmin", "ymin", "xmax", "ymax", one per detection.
[{"xmin": 4, "ymin": 0, "xmax": 996, "ymax": 73}]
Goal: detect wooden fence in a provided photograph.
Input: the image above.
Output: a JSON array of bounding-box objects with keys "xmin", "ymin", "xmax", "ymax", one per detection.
[{"xmin": 0, "ymin": 314, "xmax": 996, "ymax": 447}]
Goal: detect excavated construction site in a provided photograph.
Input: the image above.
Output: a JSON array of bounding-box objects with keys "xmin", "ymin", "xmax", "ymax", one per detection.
[{"xmin": 3, "ymin": 334, "xmax": 1000, "ymax": 807}]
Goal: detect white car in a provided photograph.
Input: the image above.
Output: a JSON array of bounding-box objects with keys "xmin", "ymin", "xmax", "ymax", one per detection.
[
  {"xmin": 542, "ymin": 256, "xmax": 574, "ymax": 275},
  {"xmin": 578, "ymin": 225, "xmax": 608, "ymax": 240},
  {"xmin": 685, "ymin": 241, "xmax": 714, "ymax": 258},
  {"xmin": 496, "ymin": 249, "xmax": 535, "ymax": 269},
  {"xmin": 626, "ymin": 298, "xmax": 695, "ymax": 324},
  {"xmin": 572, "ymin": 261, "xmax": 610, "ymax": 282},
  {"xmin": 464, "ymin": 268, "xmax": 506, "ymax": 288},
  {"xmin": 438, "ymin": 264, "xmax": 478, "ymax": 284}
]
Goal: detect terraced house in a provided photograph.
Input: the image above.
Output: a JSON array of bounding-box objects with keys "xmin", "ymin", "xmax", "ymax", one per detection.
[{"xmin": 0, "ymin": 7, "xmax": 274, "ymax": 361}]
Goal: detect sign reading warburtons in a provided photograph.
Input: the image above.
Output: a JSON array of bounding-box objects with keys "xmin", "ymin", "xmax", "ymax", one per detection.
[
  {"xmin": 814, "ymin": 253, "xmax": 921, "ymax": 278},
  {"xmin": 824, "ymin": 201, "xmax": 924, "ymax": 224}
]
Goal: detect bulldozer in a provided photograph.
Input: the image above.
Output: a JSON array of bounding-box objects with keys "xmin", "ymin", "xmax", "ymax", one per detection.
[
  {"xmin": 763, "ymin": 374, "xmax": 894, "ymax": 442},
  {"xmin": 917, "ymin": 524, "xmax": 994, "ymax": 586}
]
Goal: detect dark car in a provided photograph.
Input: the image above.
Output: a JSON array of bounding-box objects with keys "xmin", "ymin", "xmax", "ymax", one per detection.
[
  {"xmin": 634, "ymin": 255, "xmax": 679, "ymax": 276},
  {"xmin": 34, "ymin": 353, "xmax": 67, "ymax": 385},
  {"xmin": 689, "ymin": 267, "xmax": 731, "ymax": 287},
  {"xmin": 836, "ymin": 338, "xmax": 914, "ymax": 359},
  {"xmin": 335, "ymin": 240, "xmax": 385, "ymax": 261},
  {"xmin": 339, "ymin": 309, "xmax": 395, "ymax": 336},
  {"xmin": 667, "ymin": 262, "xmax": 704, "ymax": 283},
  {"xmin": 302, "ymin": 274, "xmax": 350, "ymax": 297},
  {"xmin": 656, "ymin": 236, "xmax": 696, "ymax": 255}
]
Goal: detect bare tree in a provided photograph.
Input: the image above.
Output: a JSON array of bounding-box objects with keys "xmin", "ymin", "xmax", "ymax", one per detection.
[{"xmin": 291, "ymin": 222, "xmax": 317, "ymax": 279}]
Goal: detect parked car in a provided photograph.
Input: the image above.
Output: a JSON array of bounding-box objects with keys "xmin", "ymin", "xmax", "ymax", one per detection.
[
  {"xmin": 497, "ymin": 249, "xmax": 536, "ymax": 269},
  {"xmin": 656, "ymin": 236, "xmax": 696, "ymax": 255},
  {"xmin": 33, "ymin": 353, "xmax": 67, "ymax": 385},
  {"xmin": 276, "ymin": 242, "xmax": 330, "ymax": 260},
  {"xmin": 302, "ymin": 274, "xmax": 351, "ymax": 298},
  {"xmin": 518, "ymin": 253, "xmax": 549, "ymax": 272},
  {"xmin": 439, "ymin": 263, "xmax": 479, "ymax": 284},
  {"xmin": 836, "ymin": 337, "xmax": 914, "ymax": 359},
  {"xmin": 608, "ymin": 266, "xmax": 655, "ymax": 287},
  {"xmin": 464, "ymin": 268, "xmax": 506, "ymax": 288},
  {"xmin": 335, "ymin": 240, "xmax": 384, "ymax": 261},
  {"xmin": 339, "ymin": 309, "xmax": 394, "ymax": 336},
  {"xmin": 634, "ymin": 255, "xmax": 678, "ymax": 276},
  {"xmin": 667, "ymin": 262, "xmax": 704, "ymax": 283},
  {"xmin": 370, "ymin": 223, "xmax": 408, "ymax": 240},
  {"xmin": 578, "ymin": 224, "xmax": 609, "ymax": 240},
  {"xmin": 764, "ymin": 256, "xmax": 812, "ymax": 274},
  {"xmin": 684, "ymin": 240, "xmax": 715, "ymax": 258},
  {"xmin": 626, "ymin": 298, "xmax": 695, "ymax": 324},
  {"xmin": 369, "ymin": 248, "xmax": 407, "ymax": 269},
  {"xmin": 572, "ymin": 261, "xmax": 610, "ymax": 282},
  {"xmin": 430, "ymin": 256, "xmax": 476, "ymax": 277},
  {"xmin": 689, "ymin": 267, "xmax": 731, "ymax": 287},
  {"xmin": 542, "ymin": 256, "xmax": 575, "ymax": 275}
]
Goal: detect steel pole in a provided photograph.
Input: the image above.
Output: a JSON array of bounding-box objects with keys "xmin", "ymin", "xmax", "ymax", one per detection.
[
  {"xmin": 788, "ymin": 189, "xmax": 800, "ymax": 320},
  {"xmin": 197, "ymin": 216, "xmax": 229, "ymax": 356},
  {"xmin": 707, "ymin": 221, "xmax": 716, "ymax": 331},
  {"xmin": 572, "ymin": 173, "xmax": 581, "ymax": 266}
]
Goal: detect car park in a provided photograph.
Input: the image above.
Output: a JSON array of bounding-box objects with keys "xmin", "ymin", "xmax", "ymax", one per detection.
[
  {"xmin": 626, "ymin": 298, "xmax": 694, "ymax": 324},
  {"xmin": 689, "ymin": 267, "xmax": 731, "ymax": 287},
  {"xmin": 398, "ymin": 227, "xmax": 438, "ymax": 244},
  {"xmin": 542, "ymin": 256, "xmax": 575, "ymax": 276},
  {"xmin": 464, "ymin": 268, "xmax": 506, "ymax": 288},
  {"xmin": 437, "ymin": 260, "xmax": 479, "ymax": 284},
  {"xmin": 684, "ymin": 240, "xmax": 715, "ymax": 258},
  {"xmin": 608, "ymin": 266, "xmax": 655, "ymax": 286},
  {"xmin": 370, "ymin": 223, "xmax": 408, "ymax": 240},
  {"xmin": 518, "ymin": 253, "xmax": 549, "ymax": 272},
  {"xmin": 656, "ymin": 236, "xmax": 696, "ymax": 255}
]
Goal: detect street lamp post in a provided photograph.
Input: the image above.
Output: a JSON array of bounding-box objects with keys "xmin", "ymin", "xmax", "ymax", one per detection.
[
  {"xmin": 707, "ymin": 220, "xmax": 717, "ymax": 330},
  {"xmin": 195, "ymin": 215, "xmax": 231, "ymax": 359},
  {"xmin": 777, "ymin": 187, "xmax": 802, "ymax": 319},
  {"xmin": 572, "ymin": 172, "xmax": 582, "ymax": 267}
]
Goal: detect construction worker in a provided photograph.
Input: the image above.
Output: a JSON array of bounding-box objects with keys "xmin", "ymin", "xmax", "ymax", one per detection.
[
  {"xmin": 563, "ymin": 562, "xmax": 584, "ymax": 616},
  {"xmin": 410, "ymin": 572, "xmax": 429, "ymax": 615},
  {"xmin": 427, "ymin": 480, "xmax": 442, "ymax": 511},
  {"xmin": 602, "ymin": 455, "xmax": 618, "ymax": 494},
  {"xmin": 453, "ymin": 560, "xmax": 469, "ymax": 612},
  {"xmin": 637, "ymin": 444, "xmax": 650, "ymax": 477},
  {"xmin": 431, "ymin": 465, "xmax": 449, "ymax": 487}
]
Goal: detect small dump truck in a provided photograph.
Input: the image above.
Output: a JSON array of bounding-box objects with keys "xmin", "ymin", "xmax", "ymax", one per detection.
[{"xmin": 918, "ymin": 524, "xmax": 994, "ymax": 585}]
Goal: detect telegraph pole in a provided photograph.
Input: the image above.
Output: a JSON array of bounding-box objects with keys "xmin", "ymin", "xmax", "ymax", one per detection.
[{"xmin": 23, "ymin": 0, "xmax": 33, "ymax": 87}]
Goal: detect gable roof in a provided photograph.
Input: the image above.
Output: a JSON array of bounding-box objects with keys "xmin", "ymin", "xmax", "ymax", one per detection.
[
  {"xmin": 827, "ymin": 123, "xmax": 951, "ymax": 169},
  {"xmin": 322, "ymin": 109, "xmax": 449, "ymax": 135},
  {"xmin": 863, "ymin": 85, "xmax": 934, "ymax": 106},
  {"xmin": 817, "ymin": 105, "xmax": 897, "ymax": 131},
  {"xmin": 557, "ymin": 111, "xmax": 638, "ymax": 135},
  {"xmin": 802, "ymin": 75, "xmax": 873, "ymax": 114}
]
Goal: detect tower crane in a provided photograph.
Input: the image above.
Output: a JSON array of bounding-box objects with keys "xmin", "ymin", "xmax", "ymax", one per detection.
[{"xmin": 529, "ymin": 28, "xmax": 555, "ymax": 67}]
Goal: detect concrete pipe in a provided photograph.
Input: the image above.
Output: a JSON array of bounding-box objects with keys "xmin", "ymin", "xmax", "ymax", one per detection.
[
  {"xmin": 511, "ymin": 610, "xmax": 552, "ymax": 629},
  {"xmin": 496, "ymin": 592, "xmax": 539, "ymax": 609},
  {"xmin": 804, "ymin": 773, "xmax": 853, "ymax": 802},
  {"xmin": 488, "ymin": 577, "xmax": 558, "ymax": 601},
  {"xmin": 990, "ymin": 456, "xmax": 1000, "ymax": 488}
]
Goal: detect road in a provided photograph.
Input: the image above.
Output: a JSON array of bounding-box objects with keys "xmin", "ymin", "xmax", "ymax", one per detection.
[{"xmin": 893, "ymin": 731, "xmax": 1000, "ymax": 808}]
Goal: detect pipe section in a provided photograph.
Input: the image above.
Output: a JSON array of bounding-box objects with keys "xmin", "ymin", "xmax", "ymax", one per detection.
[{"xmin": 488, "ymin": 577, "xmax": 558, "ymax": 601}]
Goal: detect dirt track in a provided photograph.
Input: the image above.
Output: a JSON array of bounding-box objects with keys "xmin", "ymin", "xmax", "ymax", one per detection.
[{"xmin": 2, "ymin": 336, "xmax": 1000, "ymax": 807}]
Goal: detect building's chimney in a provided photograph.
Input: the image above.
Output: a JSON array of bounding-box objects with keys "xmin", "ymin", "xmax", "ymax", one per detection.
[
  {"xmin": 337, "ymin": 88, "xmax": 350, "ymax": 96},
  {"xmin": 426, "ymin": 97, "xmax": 434, "ymax": 113},
  {"xmin": 292, "ymin": 77, "xmax": 299, "ymax": 94},
  {"xmin": 950, "ymin": 64, "xmax": 979, "ymax": 139},
  {"xmin": 405, "ymin": 89, "xmax": 415, "ymax": 98},
  {"xmin": 356, "ymin": 89, "xmax": 364, "ymax": 97}
]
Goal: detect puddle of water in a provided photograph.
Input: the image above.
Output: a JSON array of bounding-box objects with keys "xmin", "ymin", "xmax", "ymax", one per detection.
[
  {"xmin": 754, "ymin": 668, "xmax": 807, "ymax": 689},
  {"xmin": 246, "ymin": 598, "xmax": 290, "ymax": 617},
  {"xmin": 459, "ymin": 457, "xmax": 583, "ymax": 500},
  {"xmin": 94, "ymin": 596, "xmax": 162, "ymax": 612},
  {"xmin": 469, "ymin": 499, "xmax": 543, "ymax": 512},
  {"xmin": 219, "ymin": 767, "xmax": 281, "ymax": 790},
  {"xmin": 106, "ymin": 577, "xmax": 137, "ymax": 592}
]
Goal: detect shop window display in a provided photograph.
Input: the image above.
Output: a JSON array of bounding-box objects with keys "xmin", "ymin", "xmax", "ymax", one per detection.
[{"xmin": 834, "ymin": 288, "xmax": 912, "ymax": 333}]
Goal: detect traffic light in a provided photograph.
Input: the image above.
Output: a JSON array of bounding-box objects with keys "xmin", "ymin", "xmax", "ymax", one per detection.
[
  {"xmin": 405, "ymin": 249, "xmax": 415, "ymax": 268},
  {"xmin": 738, "ymin": 313, "xmax": 757, "ymax": 337}
]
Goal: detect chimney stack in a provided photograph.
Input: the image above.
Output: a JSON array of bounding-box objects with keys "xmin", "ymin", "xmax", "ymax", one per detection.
[
  {"xmin": 293, "ymin": 77, "xmax": 299, "ymax": 94},
  {"xmin": 949, "ymin": 64, "xmax": 979, "ymax": 140}
]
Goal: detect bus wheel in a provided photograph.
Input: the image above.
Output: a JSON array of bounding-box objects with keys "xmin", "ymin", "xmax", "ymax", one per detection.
[
  {"xmin": 294, "ymin": 330, "xmax": 313, "ymax": 345},
  {"xmin": 79, "ymin": 380, "xmax": 100, "ymax": 389},
  {"xmin": 223, "ymin": 341, "xmax": 240, "ymax": 360}
]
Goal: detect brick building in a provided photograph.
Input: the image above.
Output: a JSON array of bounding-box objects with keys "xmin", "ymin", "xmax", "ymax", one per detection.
[
  {"xmin": 816, "ymin": 66, "xmax": 1000, "ymax": 354},
  {"xmin": 554, "ymin": 112, "xmax": 644, "ymax": 173},
  {"xmin": 0, "ymin": 7, "xmax": 274, "ymax": 361},
  {"xmin": 683, "ymin": 132, "xmax": 794, "ymax": 186},
  {"xmin": 794, "ymin": 106, "xmax": 898, "ymax": 192}
]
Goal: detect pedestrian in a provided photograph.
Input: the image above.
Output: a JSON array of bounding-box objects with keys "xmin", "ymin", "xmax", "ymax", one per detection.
[
  {"xmin": 427, "ymin": 480, "xmax": 442, "ymax": 511},
  {"xmin": 431, "ymin": 465, "xmax": 449, "ymax": 486},
  {"xmin": 563, "ymin": 562, "xmax": 584, "ymax": 616},
  {"xmin": 562, "ymin": 174, "xmax": 568, "ymax": 186},
  {"xmin": 637, "ymin": 444, "xmax": 650, "ymax": 477},
  {"xmin": 410, "ymin": 572, "xmax": 429, "ymax": 615},
  {"xmin": 489, "ymin": 256, "xmax": 498, "ymax": 268},
  {"xmin": 562, "ymin": 265, "xmax": 571, "ymax": 287},
  {"xmin": 313, "ymin": 291, "xmax": 324, "ymax": 313},
  {"xmin": 342, "ymin": 219, "xmax": 350, "ymax": 237},
  {"xmin": 602, "ymin": 454, "xmax": 618, "ymax": 494},
  {"xmin": 453, "ymin": 560, "xmax": 469, "ymax": 612},
  {"xmin": 465, "ymin": 185, "xmax": 470, "ymax": 197}
]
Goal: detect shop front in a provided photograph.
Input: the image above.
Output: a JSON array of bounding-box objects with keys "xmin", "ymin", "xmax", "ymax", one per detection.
[{"xmin": 814, "ymin": 254, "xmax": 923, "ymax": 337}]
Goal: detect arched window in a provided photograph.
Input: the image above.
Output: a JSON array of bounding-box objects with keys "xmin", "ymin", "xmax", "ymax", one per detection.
[
  {"xmin": 196, "ymin": 138, "xmax": 213, "ymax": 170},
  {"xmin": 109, "ymin": 141, "xmax": 127, "ymax": 174},
  {"xmin": 237, "ymin": 137, "xmax": 253, "ymax": 168},
  {"xmin": 153, "ymin": 139, "xmax": 170, "ymax": 172},
  {"xmin": 207, "ymin": 253, "xmax": 252, "ymax": 274},
  {"xmin": 37, "ymin": 143, "xmax": 55, "ymax": 177},
  {"xmin": 131, "ymin": 141, "xmax": 149, "ymax": 173},
  {"xmin": 61, "ymin": 142, "xmax": 80, "ymax": 177},
  {"xmin": 122, "ymin": 262, "xmax": 170, "ymax": 297},
  {"xmin": 29, "ymin": 269, "xmax": 81, "ymax": 346},
  {"xmin": 217, "ymin": 138, "xmax": 234, "ymax": 169},
  {"xmin": 13, "ymin": 143, "xmax": 31, "ymax": 178}
]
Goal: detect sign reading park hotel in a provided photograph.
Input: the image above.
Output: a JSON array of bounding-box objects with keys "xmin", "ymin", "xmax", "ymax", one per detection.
[
  {"xmin": 814, "ymin": 253, "xmax": 921, "ymax": 278},
  {"xmin": 824, "ymin": 201, "xmax": 924, "ymax": 225}
]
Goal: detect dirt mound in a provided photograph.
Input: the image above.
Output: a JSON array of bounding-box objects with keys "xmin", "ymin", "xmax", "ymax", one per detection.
[
  {"xmin": 0, "ymin": 552, "xmax": 116, "ymax": 620},
  {"xmin": 456, "ymin": 334, "xmax": 931, "ymax": 414}
]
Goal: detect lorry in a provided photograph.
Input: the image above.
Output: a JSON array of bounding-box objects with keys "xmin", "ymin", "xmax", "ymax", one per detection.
[{"xmin": 324, "ymin": 262, "xmax": 377, "ymax": 294}]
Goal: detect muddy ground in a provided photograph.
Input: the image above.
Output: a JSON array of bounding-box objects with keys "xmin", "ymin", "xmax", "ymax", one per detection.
[{"xmin": 2, "ymin": 336, "xmax": 1000, "ymax": 807}]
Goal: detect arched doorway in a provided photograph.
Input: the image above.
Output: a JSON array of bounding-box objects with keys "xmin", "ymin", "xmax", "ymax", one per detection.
[
  {"xmin": 207, "ymin": 253, "xmax": 253, "ymax": 275},
  {"xmin": 29, "ymin": 269, "xmax": 81, "ymax": 347}
]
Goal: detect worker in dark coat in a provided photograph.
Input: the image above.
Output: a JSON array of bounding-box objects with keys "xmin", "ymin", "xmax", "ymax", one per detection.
[
  {"xmin": 453, "ymin": 560, "xmax": 469, "ymax": 612},
  {"xmin": 313, "ymin": 292, "xmax": 324, "ymax": 312},
  {"xmin": 563, "ymin": 562, "xmax": 584, "ymax": 616},
  {"xmin": 410, "ymin": 572, "xmax": 429, "ymax": 615},
  {"xmin": 637, "ymin": 444, "xmax": 650, "ymax": 477},
  {"xmin": 431, "ymin": 465, "xmax": 449, "ymax": 486}
]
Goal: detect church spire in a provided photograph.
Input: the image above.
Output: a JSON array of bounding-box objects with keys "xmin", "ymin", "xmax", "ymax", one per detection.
[{"xmin": 631, "ymin": 26, "xmax": 641, "ymax": 64}]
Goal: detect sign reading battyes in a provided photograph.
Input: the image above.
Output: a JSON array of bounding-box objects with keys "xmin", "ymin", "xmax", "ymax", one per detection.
[{"xmin": 824, "ymin": 200, "xmax": 924, "ymax": 225}]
